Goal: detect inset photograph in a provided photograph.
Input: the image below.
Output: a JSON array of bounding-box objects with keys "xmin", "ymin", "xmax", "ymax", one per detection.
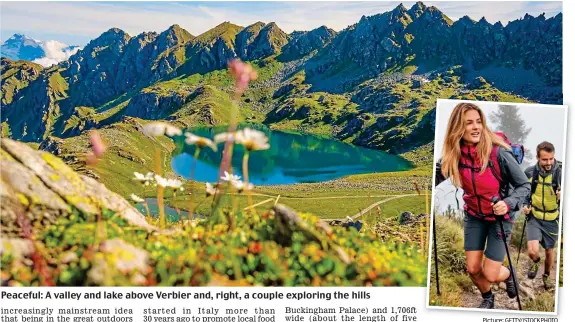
[{"xmin": 427, "ymin": 99, "xmax": 567, "ymax": 313}]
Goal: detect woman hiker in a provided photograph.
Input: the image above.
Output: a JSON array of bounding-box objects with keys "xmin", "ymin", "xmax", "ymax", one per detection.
[{"xmin": 435, "ymin": 102, "xmax": 530, "ymax": 309}]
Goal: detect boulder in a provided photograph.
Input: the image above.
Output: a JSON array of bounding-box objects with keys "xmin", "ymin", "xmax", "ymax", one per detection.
[{"xmin": 0, "ymin": 138, "xmax": 157, "ymax": 238}]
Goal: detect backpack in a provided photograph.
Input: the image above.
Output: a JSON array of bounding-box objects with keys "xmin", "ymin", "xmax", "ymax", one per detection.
[
  {"xmin": 454, "ymin": 145, "xmax": 514, "ymax": 221},
  {"xmin": 530, "ymin": 161, "xmax": 562, "ymax": 197},
  {"xmin": 494, "ymin": 132, "xmax": 525, "ymax": 165}
]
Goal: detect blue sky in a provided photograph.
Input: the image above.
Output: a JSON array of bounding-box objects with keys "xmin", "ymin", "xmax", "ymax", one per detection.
[{"xmin": 1, "ymin": 1, "xmax": 563, "ymax": 46}]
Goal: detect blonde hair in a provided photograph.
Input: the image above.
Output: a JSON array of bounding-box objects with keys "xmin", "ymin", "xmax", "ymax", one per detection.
[{"xmin": 441, "ymin": 102, "xmax": 510, "ymax": 187}]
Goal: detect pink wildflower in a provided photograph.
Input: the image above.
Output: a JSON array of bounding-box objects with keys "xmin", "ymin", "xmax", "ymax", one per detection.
[{"xmin": 228, "ymin": 59, "xmax": 258, "ymax": 95}]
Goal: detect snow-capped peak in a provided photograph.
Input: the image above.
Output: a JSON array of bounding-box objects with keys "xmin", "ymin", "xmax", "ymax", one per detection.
[{"xmin": 1, "ymin": 33, "xmax": 81, "ymax": 67}]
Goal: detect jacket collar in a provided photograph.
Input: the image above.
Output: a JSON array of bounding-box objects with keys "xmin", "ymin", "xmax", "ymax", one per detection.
[{"xmin": 536, "ymin": 159, "xmax": 559, "ymax": 176}]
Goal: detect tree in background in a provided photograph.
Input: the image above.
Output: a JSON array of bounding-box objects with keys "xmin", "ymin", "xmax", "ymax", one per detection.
[{"xmin": 489, "ymin": 104, "xmax": 533, "ymax": 164}]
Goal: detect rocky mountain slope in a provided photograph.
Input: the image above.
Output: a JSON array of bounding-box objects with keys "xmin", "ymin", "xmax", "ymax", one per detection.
[{"xmin": 0, "ymin": 2, "xmax": 562, "ymax": 158}]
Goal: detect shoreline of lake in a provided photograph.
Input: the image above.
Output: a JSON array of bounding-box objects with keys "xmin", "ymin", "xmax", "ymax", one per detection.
[{"xmin": 171, "ymin": 126, "xmax": 414, "ymax": 185}]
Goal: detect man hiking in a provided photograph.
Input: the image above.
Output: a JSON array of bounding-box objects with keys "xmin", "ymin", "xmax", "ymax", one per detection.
[{"xmin": 521, "ymin": 141, "xmax": 562, "ymax": 290}]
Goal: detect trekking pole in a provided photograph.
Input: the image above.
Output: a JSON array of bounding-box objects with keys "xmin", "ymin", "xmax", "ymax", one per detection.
[
  {"xmin": 433, "ymin": 210, "xmax": 440, "ymax": 295},
  {"xmin": 492, "ymin": 197, "xmax": 522, "ymax": 311},
  {"xmin": 516, "ymin": 213, "xmax": 527, "ymax": 267}
]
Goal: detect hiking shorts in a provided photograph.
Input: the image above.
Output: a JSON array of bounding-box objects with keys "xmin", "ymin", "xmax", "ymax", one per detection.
[
  {"xmin": 464, "ymin": 213, "xmax": 513, "ymax": 262},
  {"xmin": 526, "ymin": 215, "xmax": 559, "ymax": 249}
]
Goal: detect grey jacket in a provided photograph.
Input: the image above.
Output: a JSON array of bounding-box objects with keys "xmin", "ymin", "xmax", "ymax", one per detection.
[{"xmin": 435, "ymin": 147, "xmax": 531, "ymax": 212}]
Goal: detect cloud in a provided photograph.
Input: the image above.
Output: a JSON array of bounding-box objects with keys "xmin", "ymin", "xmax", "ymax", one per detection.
[{"xmin": 32, "ymin": 40, "xmax": 81, "ymax": 67}]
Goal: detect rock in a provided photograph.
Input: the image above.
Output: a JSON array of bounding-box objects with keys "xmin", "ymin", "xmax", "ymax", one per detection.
[
  {"xmin": 38, "ymin": 136, "xmax": 64, "ymax": 155},
  {"xmin": 60, "ymin": 251, "xmax": 79, "ymax": 264},
  {"xmin": 197, "ymin": 105, "xmax": 216, "ymax": 125},
  {"xmin": 0, "ymin": 238, "xmax": 34, "ymax": 260},
  {"xmin": 272, "ymin": 204, "xmax": 304, "ymax": 246},
  {"xmin": 235, "ymin": 22, "xmax": 289, "ymax": 61},
  {"xmin": 519, "ymin": 281, "xmax": 536, "ymax": 301},
  {"xmin": 272, "ymin": 204, "xmax": 350, "ymax": 264},
  {"xmin": 375, "ymin": 117, "xmax": 389, "ymax": 129},
  {"xmin": 294, "ymin": 105, "xmax": 311, "ymax": 119},
  {"xmin": 272, "ymin": 83, "xmax": 296, "ymax": 99},
  {"xmin": 399, "ymin": 211, "xmax": 414, "ymax": 225},
  {"xmin": 382, "ymin": 37, "xmax": 399, "ymax": 52},
  {"xmin": 100, "ymin": 239, "xmax": 150, "ymax": 272},
  {"xmin": 468, "ymin": 76, "xmax": 490, "ymax": 90},
  {"xmin": 0, "ymin": 138, "xmax": 157, "ymax": 237},
  {"xmin": 322, "ymin": 113, "xmax": 334, "ymax": 123},
  {"xmin": 124, "ymin": 87, "xmax": 195, "ymax": 119},
  {"xmin": 329, "ymin": 220, "xmax": 343, "ymax": 226},
  {"xmin": 352, "ymin": 87, "xmax": 400, "ymax": 113},
  {"xmin": 337, "ymin": 116, "xmax": 365, "ymax": 139},
  {"xmin": 87, "ymin": 238, "xmax": 151, "ymax": 285},
  {"xmin": 281, "ymin": 26, "xmax": 336, "ymax": 59}
]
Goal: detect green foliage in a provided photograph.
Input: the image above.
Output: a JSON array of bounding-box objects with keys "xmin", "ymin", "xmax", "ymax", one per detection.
[
  {"xmin": 193, "ymin": 22, "xmax": 243, "ymax": 48},
  {"xmin": 266, "ymin": 91, "xmax": 358, "ymax": 137},
  {"xmin": 55, "ymin": 119, "xmax": 176, "ymax": 197},
  {"xmin": 169, "ymin": 24, "xmax": 194, "ymax": 43},
  {"xmin": 48, "ymin": 72, "xmax": 69, "ymax": 99},
  {"xmin": 179, "ymin": 69, "xmax": 234, "ymax": 88},
  {"xmin": 428, "ymin": 271, "xmax": 463, "ymax": 307},
  {"xmin": 522, "ymin": 292, "xmax": 556, "ymax": 312},
  {"xmin": 252, "ymin": 57, "xmax": 283, "ymax": 83},
  {"xmin": 0, "ymin": 59, "xmax": 43, "ymax": 105},
  {"xmin": 404, "ymin": 33, "xmax": 415, "ymax": 44},
  {"xmin": 433, "ymin": 215, "xmax": 467, "ymax": 273},
  {"xmin": 1, "ymin": 122, "xmax": 12, "ymax": 138},
  {"xmin": 2, "ymin": 203, "xmax": 427, "ymax": 286}
]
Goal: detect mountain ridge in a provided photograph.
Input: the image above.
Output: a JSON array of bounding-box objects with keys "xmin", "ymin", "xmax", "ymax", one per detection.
[{"xmin": 0, "ymin": 2, "xmax": 562, "ymax": 158}]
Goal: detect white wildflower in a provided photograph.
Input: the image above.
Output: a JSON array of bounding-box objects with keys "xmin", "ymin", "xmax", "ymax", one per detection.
[
  {"xmin": 134, "ymin": 172, "xmax": 154, "ymax": 184},
  {"xmin": 130, "ymin": 194, "xmax": 145, "ymax": 203},
  {"xmin": 221, "ymin": 171, "xmax": 241, "ymax": 183},
  {"xmin": 231, "ymin": 180, "xmax": 254, "ymax": 192},
  {"xmin": 214, "ymin": 132, "xmax": 235, "ymax": 144},
  {"xmin": 184, "ymin": 133, "xmax": 217, "ymax": 151},
  {"xmin": 166, "ymin": 178, "xmax": 184, "ymax": 190},
  {"xmin": 164, "ymin": 124, "xmax": 182, "ymax": 137},
  {"xmin": 235, "ymin": 128, "xmax": 270, "ymax": 151},
  {"xmin": 154, "ymin": 174, "xmax": 169, "ymax": 188},
  {"xmin": 142, "ymin": 122, "xmax": 182, "ymax": 137},
  {"xmin": 206, "ymin": 183, "xmax": 217, "ymax": 196}
]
